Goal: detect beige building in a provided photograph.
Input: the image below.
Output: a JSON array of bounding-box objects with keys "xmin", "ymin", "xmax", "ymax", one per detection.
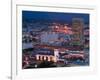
[
  {"xmin": 72, "ymin": 18, "xmax": 84, "ymax": 45},
  {"xmin": 36, "ymin": 49, "xmax": 59, "ymax": 62}
]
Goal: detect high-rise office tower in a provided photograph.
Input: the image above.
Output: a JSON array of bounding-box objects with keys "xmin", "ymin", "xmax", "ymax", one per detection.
[{"xmin": 72, "ymin": 18, "xmax": 84, "ymax": 46}]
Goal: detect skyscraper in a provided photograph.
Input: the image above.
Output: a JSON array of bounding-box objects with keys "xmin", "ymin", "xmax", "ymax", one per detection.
[{"xmin": 72, "ymin": 18, "xmax": 84, "ymax": 46}]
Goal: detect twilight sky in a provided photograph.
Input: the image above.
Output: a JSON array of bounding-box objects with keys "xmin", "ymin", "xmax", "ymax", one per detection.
[{"xmin": 22, "ymin": 11, "xmax": 89, "ymax": 24}]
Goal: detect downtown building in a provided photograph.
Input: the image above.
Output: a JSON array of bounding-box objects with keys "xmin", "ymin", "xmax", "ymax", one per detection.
[{"xmin": 72, "ymin": 18, "xmax": 84, "ymax": 46}]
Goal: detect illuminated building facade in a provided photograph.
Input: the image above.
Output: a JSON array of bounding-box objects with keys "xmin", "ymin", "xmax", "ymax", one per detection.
[
  {"xmin": 36, "ymin": 49, "xmax": 59, "ymax": 62},
  {"xmin": 52, "ymin": 24, "xmax": 73, "ymax": 34},
  {"xmin": 72, "ymin": 18, "xmax": 84, "ymax": 46}
]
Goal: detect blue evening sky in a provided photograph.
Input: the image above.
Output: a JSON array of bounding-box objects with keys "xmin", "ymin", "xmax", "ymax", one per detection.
[{"xmin": 22, "ymin": 11, "xmax": 89, "ymax": 24}]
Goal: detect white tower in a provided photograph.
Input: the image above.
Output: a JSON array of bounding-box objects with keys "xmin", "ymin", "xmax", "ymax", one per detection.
[{"xmin": 54, "ymin": 49, "xmax": 59, "ymax": 62}]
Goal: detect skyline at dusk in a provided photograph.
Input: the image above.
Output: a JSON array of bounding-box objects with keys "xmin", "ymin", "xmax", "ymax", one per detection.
[{"xmin": 22, "ymin": 11, "xmax": 89, "ymax": 69}]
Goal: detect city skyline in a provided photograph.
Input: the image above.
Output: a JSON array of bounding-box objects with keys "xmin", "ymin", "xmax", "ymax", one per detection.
[{"xmin": 22, "ymin": 11, "xmax": 89, "ymax": 69}]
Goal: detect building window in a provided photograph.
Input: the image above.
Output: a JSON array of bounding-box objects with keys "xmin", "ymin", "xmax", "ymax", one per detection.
[
  {"xmin": 42, "ymin": 56, "xmax": 44, "ymax": 61},
  {"xmin": 46, "ymin": 57, "xmax": 48, "ymax": 61},
  {"xmin": 39, "ymin": 56, "xmax": 41, "ymax": 60},
  {"xmin": 50, "ymin": 57, "xmax": 53, "ymax": 61}
]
